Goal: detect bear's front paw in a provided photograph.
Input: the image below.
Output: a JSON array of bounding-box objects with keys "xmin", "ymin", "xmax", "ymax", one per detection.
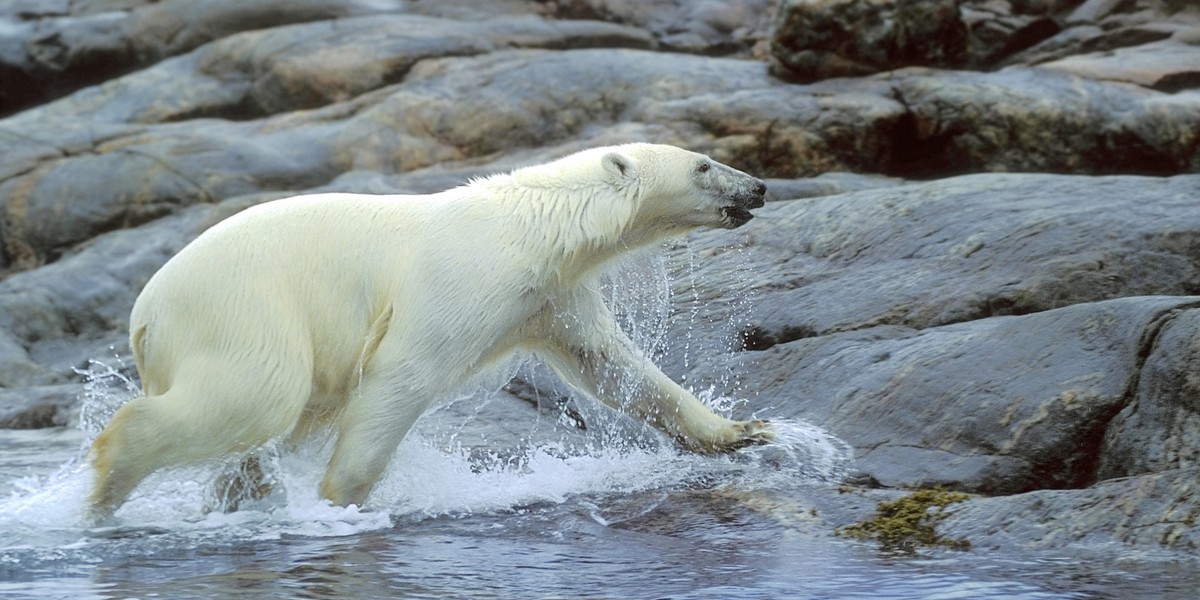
[
  {"xmin": 727, "ymin": 419, "xmax": 774, "ymax": 450},
  {"xmin": 675, "ymin": 417, "xmax": 775, "ymax": 454},
  {"xmin": 692, "ymin": 419, "xmax": 773, "ymax": 453}
]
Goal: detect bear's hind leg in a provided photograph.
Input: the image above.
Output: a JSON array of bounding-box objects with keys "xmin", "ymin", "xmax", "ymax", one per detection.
[
  {"xmin": 87, "ymin": 394, "xmax": 197, "ymax": 523},
  {"xmin": 87, "ymin": 370, "xmax": 309, "ymax": 522}
]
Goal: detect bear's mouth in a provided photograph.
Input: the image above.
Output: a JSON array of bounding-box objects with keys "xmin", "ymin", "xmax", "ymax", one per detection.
[{"xmin": 721, "ymin": 206, "xmax": 755, "ymax": 228}]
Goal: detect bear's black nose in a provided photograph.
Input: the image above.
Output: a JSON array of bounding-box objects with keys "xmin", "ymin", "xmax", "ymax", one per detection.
[{"xmin": 755, "ymin": 181, "xmax": 767, "ymax": 196}]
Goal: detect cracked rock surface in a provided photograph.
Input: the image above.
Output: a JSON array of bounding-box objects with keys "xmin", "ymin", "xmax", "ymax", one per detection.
[{"xmin": 2, "ymin": 0, "xmax": 1199, "ymax": 553}]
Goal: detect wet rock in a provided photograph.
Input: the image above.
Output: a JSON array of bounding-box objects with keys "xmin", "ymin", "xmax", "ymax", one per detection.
[
  {"xmin": 940, "ymin": 466, "xmax": 1200, "ymax": 550},
  {"xmin": 770, "ymin": 0, "xmax": 969, "ymax": 82}
]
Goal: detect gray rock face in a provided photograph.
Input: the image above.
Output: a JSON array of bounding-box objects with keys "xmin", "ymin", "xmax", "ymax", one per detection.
[
  {"xmin": 0, "ymin": 0, "xmax": 413, "ymax": 117},
  {"xmin": 1, "ymin": 0, "xmax": 1199, "ymax": 555},
  {"xmin": 940, "ymin": 466, "xmax": 1200, "ymax": 550},
  {"xmin": 1099, "ymin": 307, "xmax": 1200, "ymax": 480},
  {"xmin": 771, "ymin": 0, "xmax": 1200, "ymax": 78},
  {"xmin": 737, "ymin": 297, "xmax": 1198, "ymax": 494},
  {"xmin": 771, "ymin": 0, "xmax": 969, "ymax": 81}
]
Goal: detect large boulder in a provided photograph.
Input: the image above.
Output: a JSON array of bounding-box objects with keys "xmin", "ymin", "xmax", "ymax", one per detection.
[{"xmin": 731, "ymin": 297, "xmax": 1199, "ymax": 494}]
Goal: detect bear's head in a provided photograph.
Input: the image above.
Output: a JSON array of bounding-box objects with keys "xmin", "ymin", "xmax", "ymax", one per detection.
[{"xmin": 600, "ymin": 143, "xmax": 767, "ymax": 234}]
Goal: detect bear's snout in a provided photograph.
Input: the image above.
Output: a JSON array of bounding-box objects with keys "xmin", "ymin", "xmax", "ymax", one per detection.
[
  {"xmin": 736, "ymin": 178, "xmax": 766, "ymax": 209},
  {"xmin": 749, "ymin": 180, "xmax": 767, "ymax": 208}
]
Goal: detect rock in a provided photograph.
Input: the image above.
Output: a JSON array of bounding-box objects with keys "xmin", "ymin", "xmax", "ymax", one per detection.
[
  {"xmin": 962, "ymin": 1, "xmax": 1061, "ymax": 66},
  {"xmin": 731, "ymin": 296, "xmax": 1200, "ymax": 494},
  {"xmin": 763, "ymin": 172, "xmax": 904, "ymax": 201},
  {"xmin": 545, "ymin": 0, "xmax": 775, "ymax": 56},
  {"xmin": 6, "ymin": 14, "xmax": 655, "ymax": 125},
  {"xmin": 940, "ymin": 467, "xmax": 1200, "ymax": 550},
  {"xmin": 626, "ymin": 66, "xmax": 1200, "ymax": 178},
  {"xmin": 673, "ymin": 174, "xmax": 1200, "ymax": 351},
  {"xmin": 1039, "ymin": 38, "xmax": 1200, "ymax": 91},
  {"xmin": 770, "ymin": 0, "xmax": 1200, "ymax": 78},
  {"xmin": 1067, "ymin": 0, "xmax": 1126, "ymax": 24},
  {"xmin": 0, "ymin": 0, "xmax": 410, "ymax": 117},
  {"xmin": 1098, "ymin": 307, "xmax": 1200, "ymax": 479},
  {"xmin": 770, "ymin": 0, "xmax": 969, "ymax": 82},
  {"xmin": 0, "ymin": 120, "xmax": 340, "ymax": 270},
  {"xmin": 0, "ymin": 384, "xmax": 80, "ymax": 428},
  {"xmin": 1010, "ymin": 1, "xmax": 1200, "ymax": 67},
  {"xmin": 884, "ymin": 68, "xmax": 1200, "ymax": 176},
  {"xmin": 0, "ymin": 193, "xmax": 271, "ymax": 387}
]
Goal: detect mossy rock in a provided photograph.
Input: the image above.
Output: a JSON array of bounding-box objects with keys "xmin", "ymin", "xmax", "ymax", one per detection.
[{"xmin": 838, "ymin": 489, "xmax": 972, "ymax": 552}]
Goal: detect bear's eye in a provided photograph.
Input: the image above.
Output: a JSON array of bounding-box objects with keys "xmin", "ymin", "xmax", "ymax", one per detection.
[{"xmin": 697, "ymin": 163, "xmax": 710, "ymax": 173}]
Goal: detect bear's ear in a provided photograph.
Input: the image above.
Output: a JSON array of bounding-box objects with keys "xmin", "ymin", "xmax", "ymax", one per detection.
[{"xmin": 601, "ymin": 151, "xmax": 637, "ymax": 184}]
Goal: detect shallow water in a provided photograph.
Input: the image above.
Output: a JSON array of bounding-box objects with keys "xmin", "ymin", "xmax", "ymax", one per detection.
[{"xmin": 2, "ymin": 401, "xmax": 1196, "ymax": 600}]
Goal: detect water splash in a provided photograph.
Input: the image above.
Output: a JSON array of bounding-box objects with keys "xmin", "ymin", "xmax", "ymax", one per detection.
[{"xmin": 76, "ymin": 356, "xmax": 140, "ymax": 443}]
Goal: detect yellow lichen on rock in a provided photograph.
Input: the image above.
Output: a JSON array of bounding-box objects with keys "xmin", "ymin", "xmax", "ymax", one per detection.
[{"xmin": 839, "ymin": 489, "xmax": 971, "ymax": 552}]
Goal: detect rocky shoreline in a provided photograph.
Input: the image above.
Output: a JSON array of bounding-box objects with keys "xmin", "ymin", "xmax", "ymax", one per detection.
[{"xmin": 2, "ymin": 0, "xmax": 1198, "ymax": 553}]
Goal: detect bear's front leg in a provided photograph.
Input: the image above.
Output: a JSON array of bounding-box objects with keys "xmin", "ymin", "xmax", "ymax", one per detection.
[
  {"xmin": 627, "ymin": 365, "xmax": 774, "ymax": 453},
  {"xmin": 321, "ymin": 375, "xmax": 432, "ymax": 508},
  {"xmin": 529, "ymin": 291, "xmax": 773, "ymax": 452}
]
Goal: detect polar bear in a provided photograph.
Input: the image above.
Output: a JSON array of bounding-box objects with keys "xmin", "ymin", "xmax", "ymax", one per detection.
[{"xmin": 86, "ymin": 143, "xmax": 772, "ymax": 521}]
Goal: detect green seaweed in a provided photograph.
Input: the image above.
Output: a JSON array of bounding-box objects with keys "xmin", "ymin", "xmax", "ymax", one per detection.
[{"xmin": 838, "ymin": 489, "xmax": 972, "ymax": 552}]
